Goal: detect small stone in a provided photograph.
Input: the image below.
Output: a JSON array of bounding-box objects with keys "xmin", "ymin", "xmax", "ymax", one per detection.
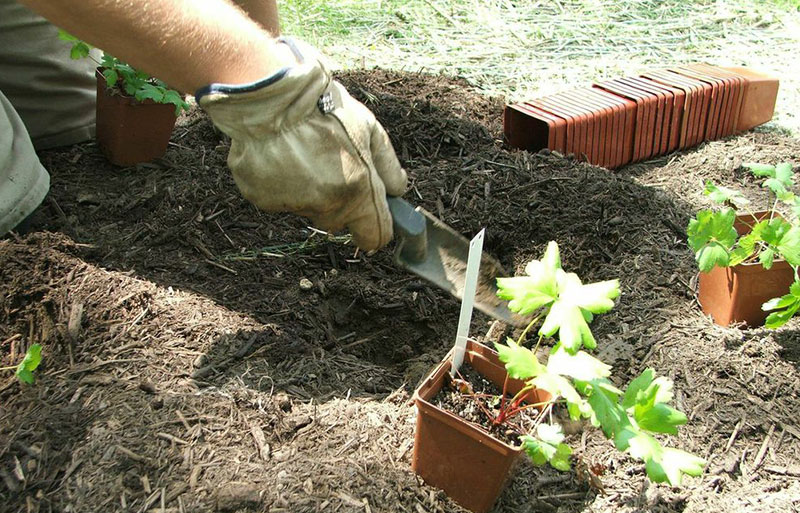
[
  {"xmin": 299, "ymin": 278, "xmax": 314, "ymax": 290},
  {"xmin": 193, "ymin": 354, "xmax": 208, "ymax": 368},
  {"xmin": 139, "ymin": 381, "xmax": 157, "ymax": 394},
  {"xmin": 216, "ymin": 483, "xmax": 262, "ymax": 512},
  {"xmin": 274, "ymin": 393, "xmax": 291, "ymax": 412}
]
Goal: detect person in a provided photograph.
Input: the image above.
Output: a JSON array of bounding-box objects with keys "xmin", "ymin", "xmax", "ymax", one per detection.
[{"xmin": 0, "ymin": 0, "xmax": 408, "ymax": 251}]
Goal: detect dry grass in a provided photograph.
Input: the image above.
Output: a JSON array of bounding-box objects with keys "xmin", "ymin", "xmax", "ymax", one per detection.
[{"xmin": 280, "ymin": 0, "xmax": 800, "ymax": 135}]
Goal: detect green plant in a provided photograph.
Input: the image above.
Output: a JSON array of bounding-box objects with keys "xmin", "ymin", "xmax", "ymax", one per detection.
[
  {"xmin": 468, "ymin": 241, "xmax": 704, "ymax": 486},
  {"xmin": 58, "ymin": 30, "xmax": 189, "ymax": 116},
  {"xmin": 0, "ymin": 344, "xmax": 43, "ymax": 384},
  {"xmin": 687, "ymin": 162, "xmax": 800, "ymax": 328}
]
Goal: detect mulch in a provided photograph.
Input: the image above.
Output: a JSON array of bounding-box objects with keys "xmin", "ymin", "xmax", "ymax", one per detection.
[{"xmin": 1, "ymin": 68, "xmax": 800, "ymax": 513}]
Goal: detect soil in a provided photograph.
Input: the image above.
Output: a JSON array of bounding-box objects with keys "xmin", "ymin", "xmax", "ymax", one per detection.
[
  {"xmin": 2, "ymin": 68, "xmax": 800, "ymax": 513},
  {"xmin": 434, "ymin": 364, "xmax": 544, "ymax": 447}
]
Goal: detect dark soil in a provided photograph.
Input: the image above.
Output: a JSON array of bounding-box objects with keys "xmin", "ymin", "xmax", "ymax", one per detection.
[
  {"xmin": 2, "ymin": 68, "xmax": 800, "ymax": 513},
  {"xmin": 434, "ymin": 364, "xmax": 544, "ymax": 447}
]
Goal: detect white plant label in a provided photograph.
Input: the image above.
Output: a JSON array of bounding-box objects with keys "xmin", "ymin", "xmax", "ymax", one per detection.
[{"xmin": 450, "ymin": 228, "xmax": 485, "ymax": 376}]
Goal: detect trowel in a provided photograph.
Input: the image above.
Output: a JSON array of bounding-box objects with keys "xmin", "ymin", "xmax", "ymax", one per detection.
[{"xmin": 387, "ymin": 196, "xmax": 529, "ymax": 327}]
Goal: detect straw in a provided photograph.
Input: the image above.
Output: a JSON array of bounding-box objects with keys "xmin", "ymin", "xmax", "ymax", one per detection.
[{"xmin": 282, "ymin": 0, "xmax": 800, "ymax": 135}]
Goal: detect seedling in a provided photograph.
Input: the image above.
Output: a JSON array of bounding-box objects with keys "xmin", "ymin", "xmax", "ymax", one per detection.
[
  {"xmin": 58, "ymin": 31, "xmax": 189, "ymax": 116},
  {"xmin": 458, "ymin": 242, "xmax": 704, "ymax": 485},
  {"xmin": 0, "ymin": 344, "xmax": 43, "ymax": 384},
  {"xmin": 687, "ymin": 162, "xmax": 800, "ymax": 327}
]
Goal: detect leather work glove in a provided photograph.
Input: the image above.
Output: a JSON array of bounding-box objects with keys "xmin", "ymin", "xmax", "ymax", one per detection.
[{"xmin": 196, "ymin": 38, "xmax": 408, "ymax": 251}]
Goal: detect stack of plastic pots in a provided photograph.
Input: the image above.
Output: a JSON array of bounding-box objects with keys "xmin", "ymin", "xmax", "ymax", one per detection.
[{"xmin": 504, "ymin": 64, "xmax": 779, "ymax": 169}]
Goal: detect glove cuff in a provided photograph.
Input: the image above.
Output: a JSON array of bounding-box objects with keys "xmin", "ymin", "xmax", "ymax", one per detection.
[
  {"xmin": 196, "ymin": 37, "xmax": 331, "ymax": 136},
  {"xmin": 194, "ymin": 37, "xmax": 302, "ymax": 101}
]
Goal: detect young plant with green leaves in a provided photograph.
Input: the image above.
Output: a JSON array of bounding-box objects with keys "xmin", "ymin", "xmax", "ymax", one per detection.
[
  {"xmin": 58, "ymin": 31, "xmax": 189, "ymax": 116},
  {"xmin": 483, "ymin": 241, "xmax": 705, "ymax": 486},
  {"xmin": 0, "ymin": 344, "xmax": 42, "ymax": 384},
  {"xmin": 687, "ymin": 162, "xmax": 800, "ymax": 328}
]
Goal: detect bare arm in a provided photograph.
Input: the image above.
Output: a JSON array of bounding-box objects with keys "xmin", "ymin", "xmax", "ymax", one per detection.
[
  {"xmin": 233, "ymin": 0, "xmax": 280, "ymax": 35},
  {"xmin": 19, "ymin": 0, "xmax": 293, "ymax": 93}
]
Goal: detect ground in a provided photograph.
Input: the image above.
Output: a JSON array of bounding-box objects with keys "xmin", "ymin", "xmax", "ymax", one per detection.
[{"xmin": 2, "ymin": 68, "xmax": 800, "ymax": 512}]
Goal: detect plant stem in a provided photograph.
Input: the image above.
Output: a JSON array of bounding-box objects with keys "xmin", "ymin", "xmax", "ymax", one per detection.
[
  {"xmin": 516, "ymin": 315, "xmax": 540, "ymax": 347},
  {"xmin": 0, "ymin": 365, "xmax": 16, "ymax": 371},
  {"xmin": 498, "ymin": 372, "xmax": 510, "ymax": 419}
]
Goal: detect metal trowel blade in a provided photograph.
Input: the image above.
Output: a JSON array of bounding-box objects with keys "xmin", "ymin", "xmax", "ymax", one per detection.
[{"xmin": 388, "ymin": 198, "xmax": 530, "ymax": 327}]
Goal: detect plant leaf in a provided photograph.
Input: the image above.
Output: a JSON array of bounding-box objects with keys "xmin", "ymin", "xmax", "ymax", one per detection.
[
  {"xmin": 580, "ymin": 379, "xmax": 629, "ymax": 441},
  {"xmin": 497, "ymin": 242, "xmax": 561, "ymax": 315},
  {"xmin": 494, "ymin": 338, "xmax": 544, "ymax": 380},
  {"xmin": 760, "ymin": 219, "xmax": 800, "ymax": 267},
  {"xmin": 15, "ymin": 344, "xmax": 42, "ymax": 384},
  {"xmin": 621, "ymin": 368, "xmax": 655, "ymax": 409},
  {"xmin": 531, "ymin": 372, "xmax": 583, "ymax": 419},
  {"xmin": 687, "ymin": 209, "xmax": 737, "ymax": 272},
  {"xmin": 134, "ymin": 83, "xmax": 165, "ymax": 103},
  {"xmin": 498, "ymin": 242, "xmax": 619, "ymax": 352},
  {"xmin": 57, "ymin": 29, "xmax": 79, "ymax": 42},
  {"xmin": 521, "ymin": 425, "xmax": 573, "ymax": 471},
  {"xmin": 743, "ymin": 162, "xmax": 776, "ymax": 177},
  {"xmin": 103, "ymin": 68, "xmax": 118, "ymax": 88},
  {"xmin": 547, "ymin": 345, "xmax": 611, "ymax": 381},
  {"xmin": 69, "ymin": 42, "xmax": 91, "ymax": 60},
  {"xmin": 729, "ymin": 220, "xmax": 767, "ymax": 266},
  {"xmin": 537, "ymin": 423, "xmax": 565, "ymax": 445},
  {"xmin": 625, "ymin": 430, "xmax": 705, "ymax": 486},
  {"xmin": 539, "ymin": 271, "xmax": 620, "ymax": 353},
  {"xmin": 636, "ymin": 403, "xmax": 688, "ymax": 435},
  {"xmin": 550, "ymin": 442, "xmax": 573, "ymax": 471},
  {"xmin": 704, "ymin": 181, "xmax": 749, "ymax": 208},
  {"xmin": 762, "ymin": 280, "xmax": 800, "ymax": 329}
]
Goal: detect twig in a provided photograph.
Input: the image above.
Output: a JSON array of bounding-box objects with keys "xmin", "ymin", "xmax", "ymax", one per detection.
[
  {"xmin": 752, "ymin": 423, "xmax": 775, "ymax": 471},
  {"xmin": 724, "ymin": 417, "xmax": 745, "ymax": 453}
]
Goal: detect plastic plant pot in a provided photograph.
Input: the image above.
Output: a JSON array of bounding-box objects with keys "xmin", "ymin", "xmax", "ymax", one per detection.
[
  {"xmin": 503, "ymin": 103, "xmax": 566, "ymax": 154},
  {"xmin": 681, "ymin": 65, "xmax": 736, "ymax": 139},
  {"xmin": 720, "ymin": 66, "xmax": 779, "ymax": 132},
  {"xmin": 412, "ymin": 339, "xmax": 552, "ymax": 513},
  {"xmin": 561, "ymin": 89, "xmax": 613, "ymax": 168},
  {"xmin": 594, "ymin": 80, "xmax": 654, "ymax": 162},
  {"xmin": 521, "ymin": 103, "xmax": 569, "ymax": 154},
  {"xmin": 697, "ymin": 211, "xmax": 795, "ymax": 327},
  {"xmin": 630, "ymin": 77, "xmax": 685, "ymax": 152},
  {"xmin": 554, "ymin": 92, "xmax": 606, "ymax": 167},
  {"xmin": 693, "ymin": 64, "xmax": 747, "ymax": 136},
  {"xmin": 531, "ymin": 96, "xmax": 588, "ymax": 161},
  {"xmin": 94, "ymin": 69, "xmax": 178, "ymax": 166},
  {"xmin": 589, "ymin": 87, "xmax": 637, "ymax": 167},
  {"xmin": 662, "ymin": 69, "xmax": 713, "ymax": 146},
  {"xmin": 583, "ymin": 87, "xmax": 629, "ymax": 168},
  {"xmin": 642, "ymin": 70, "xmax": 702, "ymax": 148},
  {"xmin": 537, "ymin": 95, "xmax": 593, "ymax": 161},
  {"xmin": 670, "ymin": 66, "xmax": 727, "ymax": 141},
  {"xmin": 617, "ymin": 77, "xmax": 670, "ymax": 156}
]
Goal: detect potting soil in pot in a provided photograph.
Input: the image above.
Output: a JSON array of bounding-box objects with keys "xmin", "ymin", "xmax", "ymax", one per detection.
[{"xmin": 433, "ymin": 363, "xmax": 544, "ymax": 447}]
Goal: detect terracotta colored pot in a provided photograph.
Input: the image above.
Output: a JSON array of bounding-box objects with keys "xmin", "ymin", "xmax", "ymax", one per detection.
[
  {"xmin": 95, "ymin": 69, "xmax": 178, "ymax": 166},
  {"xmin": 697, "ymin": 211, "xmax": 795, "ymax": 326},
  {"xmin": 412, "ymin": 340, "xmax": 551, "ymax": 513},
  {"xmin": 721, "ymin": 66, "xmax": 779, "ymax": 133}
]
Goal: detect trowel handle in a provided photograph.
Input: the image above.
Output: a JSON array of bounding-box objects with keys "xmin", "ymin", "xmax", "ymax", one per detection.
[{"xmin": 387, "ymin": 196, "xmax": 427, "ymax": 263}]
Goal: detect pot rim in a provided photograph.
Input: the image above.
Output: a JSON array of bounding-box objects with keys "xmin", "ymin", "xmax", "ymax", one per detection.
[{"xmin": 413, "ymin": 339, "xmax": 551, "ymax": 452}]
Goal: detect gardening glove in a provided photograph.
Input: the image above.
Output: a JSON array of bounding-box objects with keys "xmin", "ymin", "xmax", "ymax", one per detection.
[{"xmin": 196, "ymin": 38, "xmax": 407, "ymax": 251}]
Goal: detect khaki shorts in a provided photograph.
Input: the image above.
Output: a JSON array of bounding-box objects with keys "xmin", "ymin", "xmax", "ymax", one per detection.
[{"xmin": 0, "ymin": 0, "xmax": 97, "ymax": 235}]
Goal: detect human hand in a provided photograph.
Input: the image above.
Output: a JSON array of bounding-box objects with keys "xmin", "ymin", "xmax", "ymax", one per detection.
[{"xmin": 197, "ymin": 38, "xmax": 407, "ymax": 250}]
